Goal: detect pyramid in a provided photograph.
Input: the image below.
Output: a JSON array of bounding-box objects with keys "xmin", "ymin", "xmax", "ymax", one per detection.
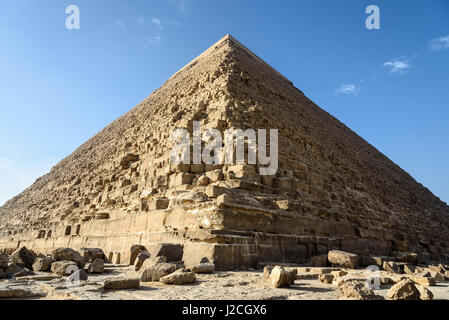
[{"xmin": 1, "ymin": 35, "xmax": 448, "ymax": 270}]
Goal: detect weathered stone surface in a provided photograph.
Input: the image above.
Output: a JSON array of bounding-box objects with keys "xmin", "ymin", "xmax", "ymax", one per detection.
[
  {"xmin": 191, "ymin": 263, "xmax": 215, "ymax": 274},
  {"xmin": 32, "ymin": 257, "xmax": 54, "ymax": 272},
  {"xmin": 269, "ymin": 266, "xmax": 295, "ymax": 288},
  {"xmin": 159, "ymin": 271, "xmax": 196, "ymax": 285},
  {"xmin": 310, "ymin": 255, "xmax": 328, "ymax": 267},
  {"xmin": 0, "ymin": 288, "xmax": 44, "ymax": 299},
  {"xmin": 383, "ymin": 261, "xmax": 400, "ymax": 274},
  {"xmin": 0, "ymin": 253, "xmax": 8, "ymax": 269},
  {"xmin": 416, "ymin": 284, "xmax": 433, "ymax": 300},
  {"xmin": 134, "ymin": 252, "xmax": 150, "ymax": 271},
  {"xmin": 338, "ymin": 280, "xmax": 384, "ymax": 300},
  {"xmin": 80, "ymin": 248, "xmax": 106, "ymax": 263},
  {"xmin": 387, "ymin": 279, "xmax": 421, "ymax": 300},
  {"xmin": 328, "ymin": 251, "xmax": 359, "ymax": 269},
  {"xmin": 87, "ymin": 258, "xmax": 105, "ymax": 274},
  {"xmin": 412, "ymin": 276, "xmax": 436, "ymax": 287},
  {"xmin": 10, "ymin": 246, "xmax": 36, "ymax": 269},
  {"xmin": 52, "ymin": 248, "xmax": 86, "ymax": 269},
  {"xmin": 1, "ymin": 34, "xmax": 449, "ymax": 272},
  {"xmin": 140, "ymin": 263, "xmax": 177, "ymax": 282},
  {"xmin": 319, "ymin": 274, "xmax": 334, "ymax": 284},
  {"xmin": 104, "ymin": 277, "xmax": 140, "ymax": 290},
  {"xmin": 152, "ymin": 243, "xmax": 183, "ymax": 262},
  {"xmin": 51, "ymin": 260, "xmax": 78, "ymax": 276},
  {"xmin": 130, "ymin": 245, "xmax": 147, "ymax": 265}
]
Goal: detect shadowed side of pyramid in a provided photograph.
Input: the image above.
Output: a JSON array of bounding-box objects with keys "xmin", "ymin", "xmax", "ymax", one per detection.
[{"xmin": 0, "ymin": 35, "xmax": 448, "ymax": 270}]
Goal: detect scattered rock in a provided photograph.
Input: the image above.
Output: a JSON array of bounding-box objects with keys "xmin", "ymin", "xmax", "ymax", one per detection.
[
  {"xmin": 403, "ymin": 264, "xmax": 416, "ymax": 275},
  {"xmin": 416, "ymin": 284, "xmax": 433, "ymax": 300},
  {"xmin": 152, "ymin": 243, "xmax": 183, "ymax": 262},
  {"xmin": 51, "ymin": 260, "xmax": 78, "ymax": 276},
  {"xmin": 338, "ymin": 280, "xmax": 384, "ymax": 300},
  {"xmin": 319, "ymin": 274, "xmax": 334, "ymax": 284},
  {"xmin": 0, "ymin": 288, "xmax": 44, "ymax": 299},
  {"xmin": 134, "ymin": 252, "xmax": 150, "ymax": 271},
  {"xmin": 87, "ymin": 258, "xmax": 105, "ymax": 274},
  {"xmin": 269, "ymin": 266, "xmax": 295, "ymax": 288},
  {"xmin": 32, "ymin": 257, "xmax": 54, "ymax": 272},
  {"xmin": 52, "ymin": 248, "xmax": 86, "ymax": 269},
  {"xmin": 412, "ymin": 276, "xmax": 436, "ymax": 287},
  {"xmin": 13, "ymin": 268, "xmax": 33, "ymax": 278},
  {"xmin": 328, "ymin": 250, "xmax": 359, "ymax": 269},
  {"xmin": 429, "ymin": 270, "xmax": 445, "ymax": 282},
  {"xmin": 80, "ymin": 248, "xmax": 106, "ymax": 263},
  {"xmin": 382, "ymin": 261, "xmax": 400, "ymax": 274},
  {"xmin": 130, "ymin": 245, "xmax": 147, "ymax": 265},
  {"xmin": 387, "ymin": 279, "xmax": 421, "ymax": 300},
  {"xmin": 104, "ymin": 277, "xmax": 140, "ymax": 290},
  {"xmin": 140, "ymin": 263, "xmax": 177, "ymax": 282},
  {"xmin": 10, "ymin": 246, "xmax": 36, "ymax": 269},
  {"xmin": 160, "ymin": 271, "xmax": 196, "ymax": 285},
  {"xmin": 192, "ymin": 262, "xmax": 215, "ymax": 274}
]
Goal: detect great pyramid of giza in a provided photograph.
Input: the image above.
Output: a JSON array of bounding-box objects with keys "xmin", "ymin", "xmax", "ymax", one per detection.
[{"xmin": 1, "ymin": 35, "xmax": 448, "ymax": 270}]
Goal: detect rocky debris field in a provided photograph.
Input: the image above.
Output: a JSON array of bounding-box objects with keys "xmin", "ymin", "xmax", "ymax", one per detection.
[{"xmin": 1, "ymin": 247, "xmax": 449, "ymax": 300}]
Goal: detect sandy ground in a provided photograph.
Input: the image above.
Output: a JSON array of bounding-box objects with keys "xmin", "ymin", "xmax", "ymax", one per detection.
[{"xmin": 1, "ymin": 265, "xmax": 449, "ymax": 300}]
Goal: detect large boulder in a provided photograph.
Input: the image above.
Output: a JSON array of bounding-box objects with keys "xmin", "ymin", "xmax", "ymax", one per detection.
[
  {"xmin": 51, "ymin": 260, "xmax": 78, "ymax": 276},
  {"xmin": 152, "ymin": 243, "xmax": 183, "ymax": 262},
  {"xmin": 160, "ymin": 271, "xmax": 196, "ymax": 285},
  {"xmin": 338, "ymin": 280, "xmax": 384, "ymax": 300},
  {"xmin": 269, "ymin": 266, "xmax": 296, "ymax": 288},
  {"xmin": 10, "ymin": 246, "xmax": 36, "ymax": 269},
  {"xmin": 0, "ymin": 253, "xmax": 8, "ymax": 269},
  {"xmin": 52, "ymin": 248, "xmax": 86, "ymax": 269},
  {"xmin": 87, "ymin": 258, "xmax": 105, "ymax": 274},
  {"xmin": 32, "ymin": 257, "xmax": 54, "ymax": 272},
  {"xmin": 328, "ymin": 250, "xmax": 359, "ymax": 269},
  {"xmin": 130, "ymin": 245, "xmax": 147, "ymax": 265},
  {"xmin": 80, "ymin": 248, "xmax": 106, "ymax": 263},
  {"xmin": 387, "ymin": 279, "xmax": 421, "ymax": 300},
  {"xmin": 140, "ymin": 263, "xmax": 177, "ymax": 282},
  {"xmin": 104, "ymin": 277, "xmax": 140, "ymax": 290}
]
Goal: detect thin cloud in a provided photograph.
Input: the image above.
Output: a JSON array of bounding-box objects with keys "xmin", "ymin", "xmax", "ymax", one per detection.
[
  {"xmin": 152, "ymin": 17, "xmax": 163, "ymax": 29},
  {"xmin": 168, "ymin": 0, "xmax": 192, "ymax": 15},
  {"xmin": 115, "ymin": 20, "xmax": 126, "ymax": 28},
  {"xmin": 429, "ymin": 35, "xmax": 449, "ymax": 51},
  {"xmin": 335, "ymin": 84, "xmax": 360, "ymax": 95},
  {"xmin": 164, "ymin": 19, "xmax": 183, "ymax": 29},
  {"xmin": 143, "ymin": 34, "xmax": 162, "ymax": 49},
  {"xmin": 383, "ymin": 57, "xmax": 412, "ymax": 75}
]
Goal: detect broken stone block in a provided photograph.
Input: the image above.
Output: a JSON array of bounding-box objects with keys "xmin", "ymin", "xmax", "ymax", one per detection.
[
  {"xmin": 140, "ymin": 263, "xmax": 177, "ymax": 282},
  {"xmin": 403, "ymin": 264, "xmax": 417, "ymax": 275},
  {"xmin": 193, "ymin": 175, "xmax": 210, "ymax": 187},
  {"xmin": 130, "ymin": 245, "xmax": 147, "ymax": 265},
  {"xmin": 338, "ymin": 280, "xmax": 384, "ymax": 300},
  {"xmin": 331, "ymin": 270, "xmax": 348, "ymax": 278},
  {"xmin": 269, "ymin": 266, "xmax": 295, "ymax": 288},
  {"xmin": 328, "ymin": 250, "xmax": 359, "ymax": 269},
  {"xmin": 387, "ymin": 279, "xmax": 421, "ymax": 300},
  {"xmin": 206, "ymin": 169, "xmax": 224, "ymax": 183},
  {"xmin": 412, "ymin": 276, "xmax": 436, "ymax": 287},
  {"xmin": 51, "ymin": 260, "xmax": 78, "ymax": 276},
  {"xmin": 0, "ymin": 288, "xmax": 44, "ymax": 299},
  {"xmin": 134, "ymin": 252, "xmax": 150, "ymax": 271},
  {"xmin": 382, "ymin": 261, "xmax": 400, "ymax": 274},
  {"xmin": 205, "ymin": 184, "xmax": 228, "ymax": 198},
  {"xmin": 87, "ymin": 258, "xmax": 105, "ymax": 274},
  {"xmin": 10, "ymin": 246, "xmax": 36, "ymax": 269},
  {"xmin": 32, "ymin": 257, "xmax": 54, "ymax": 272},
  {"xmin": 104, "ymin": 277, "xmax": 140, "ymax": 290},
  {"xmin": 80, "ymin": 248, "xmax": 106, "ymax": 263},
  {"xmin": 148, "ymin": 198, "xmax": 170, "ymax": 210},
  {"xmin": 159, "ymin": 270, "xmax": 196, "ymax": 285},
  {"xmin": 191, "ymin": 262, "xmax": 215, "ymax": 274},
  {"xmin": 52, "ymin": 248, "xmax": 86, "ymax": 269},
  {"xmin": 429, "ymin": 270, "xmax": 445, "ymax": 282},
  {"xmin": 152, "ymin": 243, "xmax": 183, "ymax": 262},
  {"xmin": 416, "ymin": 284, "xmax": 433, "ymax": 300},
  {"xmin": 68, "ymin": 269, "xmax": 88, "ymax": 282},
  {"xmin": 319, "ymin": 274, "xmax": 334, "ymax": 284}
]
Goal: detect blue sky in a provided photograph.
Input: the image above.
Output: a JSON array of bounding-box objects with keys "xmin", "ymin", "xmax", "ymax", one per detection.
[{"xmin": 0, "ymin": 0, "xmax": 448, "ymax": 205}]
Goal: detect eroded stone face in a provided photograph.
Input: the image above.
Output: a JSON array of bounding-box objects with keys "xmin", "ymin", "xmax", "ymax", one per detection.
[{"xmin": 0, "ymin": 35, "xmax": 449, "ymax": 270}]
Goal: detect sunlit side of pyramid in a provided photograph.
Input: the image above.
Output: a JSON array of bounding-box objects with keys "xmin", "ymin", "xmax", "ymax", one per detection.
[{"xmin": 1, "ymin": 35, "xmax": 448, "ymax": 270}]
